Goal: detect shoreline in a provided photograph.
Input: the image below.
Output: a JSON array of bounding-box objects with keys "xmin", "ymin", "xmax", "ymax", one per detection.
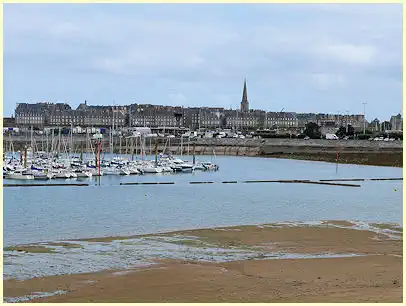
[{"xmin": 4, "ymin": 220, "xmax": 402, "ymax": 303}]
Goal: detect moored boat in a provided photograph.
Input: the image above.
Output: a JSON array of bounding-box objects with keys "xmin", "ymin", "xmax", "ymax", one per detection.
[{"xmin": 6, "ymin": 170, "xmax": 35, "ymax": 180}]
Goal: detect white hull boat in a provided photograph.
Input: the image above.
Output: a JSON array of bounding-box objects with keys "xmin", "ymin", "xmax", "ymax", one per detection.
[
  {"xmin": 33, "ymin": 172, "xmax": 53, "ymax": 180},
  {"xmin": 52, "ymin": 171, "xmax": 71, "ymax": 179},
  {"xmin": 6, "ymin": 172, "xmax": 35, "ymax": 180},
  {"xmin": 120, "ymin": 168, "xmax": 131, "ymax": 175},
  {"xmin": 142, "ymin": 167, "xmax": 162, "ymax": 173},
  {"xmin": 181, "ymin": 164, "xmax": 194, "ymax": 172},
  {"xmin": 89, "ymin": 168, "xmax": 104, "ymax": 176},
  {"xmin": 103, "ymin": 167, "xmax": 121, "ymax": 175},
  {"xmin": 75, "ymin": 171, "xmax": 93, "ymax": 178}
]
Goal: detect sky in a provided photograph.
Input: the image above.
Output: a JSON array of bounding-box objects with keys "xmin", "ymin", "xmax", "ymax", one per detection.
[{"xmin": 4, "ymin": 4, "xmax": 403, "ymax": 121}]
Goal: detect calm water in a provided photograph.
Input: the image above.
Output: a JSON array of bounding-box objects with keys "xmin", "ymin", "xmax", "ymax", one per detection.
[{"xmin": 4, "ymin": 156, "xmax": 403, "ymax": 246}]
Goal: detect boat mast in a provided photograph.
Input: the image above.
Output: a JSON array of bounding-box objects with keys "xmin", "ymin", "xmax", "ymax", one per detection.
[
  {"xmin": 80, "ymin": 140, "xmax": 83, "ymax": 162},
  {"xmin": 86, "ymin": 128, "xmax": 89, "ymax": 160},
  {"xmin": 24, "ymin": 146, "xmax": 27, "ymax": 168},
  {"xmin": 70, "ymin": 119, "xmax": 73, "ymax": 157},
  {"xmin": 58, "ymin": 126, "xmax": 61, "ymax": 157},
  {"xmin": 154, "ymin": 137, "xmax": 158, "ymax": 166},
  {"xmin": 30, "ymin": 125, "xmax": 33, "ymax": 153},
  {"xmin": 46, "ymin": 130, "xmax": 49, "ymax": 155},
  {"xmin": 131, "ymin": 137, "xmax": 135, "ymax": 161},
  {"xmin": 192, "ymin": 142, "xmax": 196, "ymax": 166},
  {"xmin": 180, "ymin": 134, "xmax": 183, "ymax": 158}
]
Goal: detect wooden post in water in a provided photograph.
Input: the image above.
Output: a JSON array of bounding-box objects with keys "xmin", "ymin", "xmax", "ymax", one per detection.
[{"xmin": 336, "ymin": 151, "xmax": 339, "ymax": 174}]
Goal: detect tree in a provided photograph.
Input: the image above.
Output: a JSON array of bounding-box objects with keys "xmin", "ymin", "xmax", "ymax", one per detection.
[
  {"xmin": 336, "ymin": 126, "xmax": 346, "ymax": 138},
  {"xmin": 303, "ymin": 122, "xmax": 321, "ymax": 139},
  {"xmin": 337, "ymin": 125, "xmax": 355, "ymax": 138},
  {"xmin": 347, "ymin": 124, "xmax": 355, "ymax": 136}
]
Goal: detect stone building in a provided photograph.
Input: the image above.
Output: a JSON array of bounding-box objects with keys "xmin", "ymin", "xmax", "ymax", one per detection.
[
  {"xmin": 183, "ymin": 107, "xmax": 201, "ymax": 130},
  {"xmin": 48, "ymin": 103, "xmax": 74, "ymax": 126},
  {"xmin": 265, "ymin": 112, "xmax": 298, "ymax": 130},
  {"xmin": 129, "ymin": 104, "xmax": 185, "ymax": 128},
  {"xmin": 296, "ymin": 112, "xmax": 365, "ymax": 133},
  {"xmin": 3, "ymin": 117, "xmax": 15, "ymax": 127},
  {"xmin": 369, "ymin": 118, "xmax": 381, "ymax": 132},
  {"xmin": 15, "ymin": 102, "xmax": 54, "ymax": 127},
  {"xmin": 390, "ymin": 114, "xmax": 403, "ymax": 131},
  {"xmin": 76, "ymin": 102, "xmax": 128, "ymax": 127},
  {"xmin": 198, "ymin": 107, "xmax": 224, "ymax": 129},
  {"xmin": 224, "ymin": 109, "xmax": 264, "ymax": 130}
]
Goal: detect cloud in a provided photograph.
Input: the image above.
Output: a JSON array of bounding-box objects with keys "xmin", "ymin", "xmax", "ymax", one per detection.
[
  {"xmin": 168, "ymin": 92, "xmax": 187, "ymax": 104},
  {"xmin": 317, "ymin": 43, "xmax": 377, "ymax": 65},
  {"xmin": 310, "ymin": 73, "xmax": 346, "ymax": 90},
  {"xmin": 3, "ymin": 4, "xmax": 402, "ymax": 119}
]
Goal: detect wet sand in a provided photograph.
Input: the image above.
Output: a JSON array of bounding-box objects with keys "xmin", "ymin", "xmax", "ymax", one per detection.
[{"xmin": 4, "ymin": 221, "xmax": 402, "ymax": 302}]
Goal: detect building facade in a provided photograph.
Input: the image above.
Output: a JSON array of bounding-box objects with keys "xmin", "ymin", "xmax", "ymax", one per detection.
[
  {"xmin": 13, "ymin": 80, "xmax": 370, "ymax": 134},
  {"xmin": 129, "ymin": 104, "xmax": 185, "ymax": 128},
  {"xmin": 265, "ymin": 112, "xmax": 298, "ymax": 130},
  {"xmin": 390, "ymin": 114, "xmax": 403, "ymax": 131}
]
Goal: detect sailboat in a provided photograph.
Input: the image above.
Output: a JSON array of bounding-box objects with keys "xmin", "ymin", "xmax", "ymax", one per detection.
[{"xmin": 6, "ymin": 169, "xmax": 35, "ymax": 180}]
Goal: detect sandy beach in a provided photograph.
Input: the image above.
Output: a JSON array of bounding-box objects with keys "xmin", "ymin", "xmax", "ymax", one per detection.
[{"xmin": 3, "ymin": 220, "xmax": 402, "ymax": 303}]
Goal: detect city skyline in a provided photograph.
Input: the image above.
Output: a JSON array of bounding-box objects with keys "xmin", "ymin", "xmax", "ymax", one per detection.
[{"xmin": 4, "ymin": 4, "xmax": 402, "ymax": 120}]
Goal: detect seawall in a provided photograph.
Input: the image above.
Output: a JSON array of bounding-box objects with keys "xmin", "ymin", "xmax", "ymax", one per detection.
[{"xmin": 4, "ymin": 136, "xmax": 403, "ymax": 166}]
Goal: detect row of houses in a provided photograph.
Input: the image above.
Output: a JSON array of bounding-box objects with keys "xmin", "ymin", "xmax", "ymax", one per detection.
[{"xmin": 14, "ymin": 101, "xmax": 372, "ymax": 133}]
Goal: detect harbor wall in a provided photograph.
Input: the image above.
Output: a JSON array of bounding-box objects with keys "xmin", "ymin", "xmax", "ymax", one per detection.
[{"xmin": 4, "ymin": 136, "xmax": 402, "ymax": 156}]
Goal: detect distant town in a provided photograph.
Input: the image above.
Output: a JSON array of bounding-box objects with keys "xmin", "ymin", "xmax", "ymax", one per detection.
[{"xmin": 3, "ymin": 79, "xmax": 403, "ymax": 138}]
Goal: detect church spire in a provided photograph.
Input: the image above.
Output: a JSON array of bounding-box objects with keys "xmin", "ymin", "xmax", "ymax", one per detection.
[{"xmin": 241, "ymin": 77, "xmax": 249, "ymax": 112}]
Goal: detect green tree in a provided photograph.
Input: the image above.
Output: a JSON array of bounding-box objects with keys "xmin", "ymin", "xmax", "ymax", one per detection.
[
  {"xmin": 347, "ymin": 124, "xmax": 355, "ymax": 136},
  {"xmin": 303, "ymin": 122, "xmax": 321, "ymax": 139},
  {"xmin": 336, "ymin": 126, "xmax": 346, "ymax": 138}
]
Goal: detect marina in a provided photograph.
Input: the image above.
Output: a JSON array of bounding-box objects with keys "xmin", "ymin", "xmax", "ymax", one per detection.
[{"xmin": 3, "ymin": 133, "xmax": 220, "ymax": 182}]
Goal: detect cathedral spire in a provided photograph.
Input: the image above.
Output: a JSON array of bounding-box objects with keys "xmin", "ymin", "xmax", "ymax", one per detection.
[{"xmin": 241, "ymin": 77, "xmax": 249, "ymax": 112}]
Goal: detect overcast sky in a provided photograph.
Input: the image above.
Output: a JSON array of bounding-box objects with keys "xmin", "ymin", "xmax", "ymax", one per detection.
[{"xmin": 4, "ymin": 4, "xmax": 402, "ymax": 121}]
